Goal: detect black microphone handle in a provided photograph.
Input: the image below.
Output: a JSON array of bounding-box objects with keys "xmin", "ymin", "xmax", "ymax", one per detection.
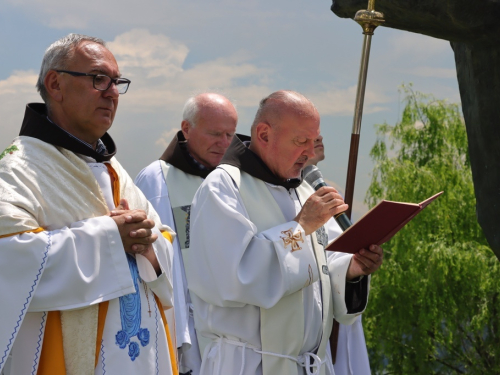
[
  {"xmin": 334, "ymin": 212, "xmax": 352, "ymax": 231},
  {"xmin": 313, "ymin": 181, "xmax": 352, "ymax": 231}
]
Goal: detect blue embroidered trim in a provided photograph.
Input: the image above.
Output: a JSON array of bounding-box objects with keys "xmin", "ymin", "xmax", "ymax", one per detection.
[
  {"xmin": 115, "ymin": 255, "xmax": 150, "ymax": 361},
  {"xmin": 0, "ymin": 232, "xmax": 50, "ymax": 368},
  {"xmin": 128, "ymin": 341, "xmax": 139, "ymax": 361},
  {"xmin": 100, "ymin": 339, "xmax": 106, "ymax": 374},
  {"xmin": 155, "ymin": 301, "xmax": 159, "ymax": 375},
  {"xmin": 31, "ymin": 312, "xmax": 47, "ymax": 375}
]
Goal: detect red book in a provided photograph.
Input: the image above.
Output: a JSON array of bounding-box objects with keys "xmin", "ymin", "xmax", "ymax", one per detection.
[{"xmin": 326, "ymin": 191, "xmax": 443, "ymax": 253}]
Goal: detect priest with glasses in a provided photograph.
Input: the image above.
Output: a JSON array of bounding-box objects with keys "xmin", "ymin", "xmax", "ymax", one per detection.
[{"xmin": 0, "ymin": 34, "xmax": 177, "ymax": 375}]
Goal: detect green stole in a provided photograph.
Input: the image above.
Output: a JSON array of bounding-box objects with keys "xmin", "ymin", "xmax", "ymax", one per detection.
[{"xmin": 220, "ymin": 164, "xmax": 333, "ymax": 375}]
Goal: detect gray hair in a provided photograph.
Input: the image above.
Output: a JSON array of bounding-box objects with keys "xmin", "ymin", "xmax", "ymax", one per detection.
[
  {"xmin": 182, "ymin": 96, "xmax": 200, "ymax": 127},
  {"xmin": 36, "ymin": 33, "xmax": 106, "ymax": 103},
  {"xmin": 181, "ymin": 92, "xmax": 237, "ymax": 127}
]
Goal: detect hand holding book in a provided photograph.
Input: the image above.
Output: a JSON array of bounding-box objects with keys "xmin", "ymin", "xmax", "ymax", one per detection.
[{"xmin": 326, "ymin": 191, "xmax": 443, "ymax": 253}]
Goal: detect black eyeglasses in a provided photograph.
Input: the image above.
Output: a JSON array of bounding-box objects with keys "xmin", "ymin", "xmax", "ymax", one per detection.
[{"xmin": 55, "ymin": 70, "xmax": 131, "ymax": 94}]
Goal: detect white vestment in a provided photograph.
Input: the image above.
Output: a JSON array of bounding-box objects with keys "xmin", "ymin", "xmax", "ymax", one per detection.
[
  {"xmin": 186, "ymin": 166, "xmax": 370, "ymax": 375},
  {"xmin": 334, "ymin": 316, "xmax": 371, "ymax": 375},
  {"xmin": 135, "ymin": 159, "xmax": 203, "ymax": 374},
  {"xmin": 0, "ymin": 137, "xmax": 176, "ymax": 375}
]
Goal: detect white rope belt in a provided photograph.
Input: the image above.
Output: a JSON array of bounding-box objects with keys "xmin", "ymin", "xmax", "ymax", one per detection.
[{"xmin": 212, "ymin": 337, "xmax": 326, "ymax": 375}]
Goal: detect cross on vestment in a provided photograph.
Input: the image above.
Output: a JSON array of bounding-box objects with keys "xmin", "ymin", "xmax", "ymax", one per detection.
[{"xmin": 280, "ymin": 229, "xmax": 305, "ymax": 252}]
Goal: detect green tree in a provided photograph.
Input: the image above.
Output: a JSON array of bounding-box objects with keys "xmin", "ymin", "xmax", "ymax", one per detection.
[{"xmin": 364, "ymin": 86, "xmax": 500, "ymax": 374}]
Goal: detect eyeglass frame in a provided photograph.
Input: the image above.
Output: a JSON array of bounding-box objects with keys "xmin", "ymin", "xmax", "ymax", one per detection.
[{"xmin": 55, "ymin": 69, "xmax": 131, "ymax": 94}]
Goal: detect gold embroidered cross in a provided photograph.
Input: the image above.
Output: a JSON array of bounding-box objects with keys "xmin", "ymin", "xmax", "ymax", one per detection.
[
  {"xmin": 280, "ymin": 229, "xmax": 304, "ymax": 252},
  {"xmin": 303, "ymin": 265, "xmax": 313, "ymax": 287}
]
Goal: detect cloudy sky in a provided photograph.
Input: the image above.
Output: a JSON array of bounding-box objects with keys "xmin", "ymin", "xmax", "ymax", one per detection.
[{"xmin": 0, "ymin": 0, "xmax": 460, "ymax": 220}]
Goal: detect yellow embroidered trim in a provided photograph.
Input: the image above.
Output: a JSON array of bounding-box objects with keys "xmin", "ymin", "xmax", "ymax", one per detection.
[
  {"xmin": 37, "ymin": 301, "xmax": 110, "ymax": 374},
  {"xmin": 154, "ymin": 295, "xmax": 178, "ymax": 374},
  {"xmin": 104, "ymin": 163, "xmax": 121, "ymax": 208},
  {"xmin": 37, "ymin": 312, "xmax": 66, "ymax": 375},
  {"xmin": 95, "ymin": 301, "xmax": 109, "ymax": 368},
  {"xmin": 0, "ymin": 227, "xmax": 44, "ymax": 239},
  {"xmin": 161, "ymin": 231, "xmax": 173, "ymax": 244}
]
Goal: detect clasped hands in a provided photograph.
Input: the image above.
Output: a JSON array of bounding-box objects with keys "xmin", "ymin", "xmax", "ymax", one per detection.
[
  {"xmin": 294, "ymin": 186, "xmax": 383, "ymax": 281},
  {"xmin": 109, "ymin": 198, "xmax": 160, "ymax": 273}
]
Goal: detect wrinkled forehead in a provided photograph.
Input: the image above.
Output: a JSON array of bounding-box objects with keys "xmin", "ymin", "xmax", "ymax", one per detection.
[
  {"xmin": 71, "ymin": 41, "xmax": 120, "ymax": 76},
  {"xmin": 196, "ymin": 103, "xmax": 238, "ymax": 127},
  {"xmin": 276, "ymin": 108, "xmax": 320, "ymax": 138}
]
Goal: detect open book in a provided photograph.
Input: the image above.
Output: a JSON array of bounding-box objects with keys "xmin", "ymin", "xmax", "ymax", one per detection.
[{"xmin": 326, "ymin": 191, "xmax": 443, "ymax": 253}]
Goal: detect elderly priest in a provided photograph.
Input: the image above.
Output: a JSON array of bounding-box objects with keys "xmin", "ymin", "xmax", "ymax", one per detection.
[
  {"xmin": 186, "ymin": 90, "xmax": 383, "ymax": 375},
  {"xmin": 0, "ymin": 34, "xmax": 176, "ymax": 375},
  {"xmin": 135, "ymin": 92, "xmax": 238, "ymax": 375}
]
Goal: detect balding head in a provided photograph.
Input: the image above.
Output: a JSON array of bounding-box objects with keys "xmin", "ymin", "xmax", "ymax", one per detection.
[
  {"xmin": 251, "ymin": 90, "xmax": 319, "ymax": 135},
  {"xmin": 249, "ymin": 90, "xmax": 320, "ymax": 179},
  {"xmin": 181, "ymin": 93, "xmax": 238, "ymax": 169}
]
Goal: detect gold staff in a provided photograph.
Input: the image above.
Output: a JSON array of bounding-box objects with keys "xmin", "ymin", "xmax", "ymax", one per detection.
[
  {"xmin": 330, "ymin": 0, "xmax": 385, "ymax": 364},
  {"xmin": 344, "ymin": 0, "xmax": 384, "ymax": 219}
]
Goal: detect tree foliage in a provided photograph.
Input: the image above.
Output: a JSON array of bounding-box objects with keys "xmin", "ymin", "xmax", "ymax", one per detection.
[{"xmin": 364, "ymin": 85, "xmax": 500, "ymax": 374}]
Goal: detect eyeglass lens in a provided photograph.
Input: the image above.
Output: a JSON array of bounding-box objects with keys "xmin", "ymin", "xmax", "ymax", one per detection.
[{"xmin": 94, "ymin": 75, "xmax": 129, "ymax": 94}]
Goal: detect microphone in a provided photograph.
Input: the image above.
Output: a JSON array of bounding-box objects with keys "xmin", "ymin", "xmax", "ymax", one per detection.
[{"xmin": 303, "ymin": 165, "xmax": 352, "ymax": 231}]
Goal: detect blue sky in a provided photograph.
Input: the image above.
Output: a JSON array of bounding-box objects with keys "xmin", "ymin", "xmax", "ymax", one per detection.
[{"xmin": 0, "ymin": 0, "xmax": 460, "ymax": 220}]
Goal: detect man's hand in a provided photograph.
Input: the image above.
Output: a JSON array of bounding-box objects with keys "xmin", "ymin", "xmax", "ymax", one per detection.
[
  {"xmin": 294, "ymin": 186, "xmax": 348, "ymax": 235},
  {"xmin": 110, "ymin": 199, "xmax": 161, "ymax": 274},
  {"xmin": 346, "ymin": 244, "xmax": 383, "ymax": 281},
  {"xmin": 110, "ymin": 199, "xmax": 158, "ymax": 255}
]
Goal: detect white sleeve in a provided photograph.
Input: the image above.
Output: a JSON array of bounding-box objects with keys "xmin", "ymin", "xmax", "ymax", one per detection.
[
  {"xmin": 0, "ymin": 214, "xmax": 173, "ymax": 371},
  {"xmin": 324, "ymin": 217, "xmax": 370, "ymax": 324},
  {"xmin": 0, "ymin": 215, "xmax": 137, "ymax": 363},
  {"xmin": 136, "ymin": 227, "xmax": 174, "ymax": 308},
  {"xmin": 27, "ymin": 215, "xmax": 135, "ymax": 311},
  {"xmin": 186, "ymin": 169, "xmax": 319, "ymax": 310}
]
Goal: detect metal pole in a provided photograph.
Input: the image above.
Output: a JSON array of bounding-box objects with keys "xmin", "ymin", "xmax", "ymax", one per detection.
[
  {"xmin": 344, "ymin": 2, "xmax": 384, "ymax": 219},
  {"xmin": 331, "ymin": 0, "xmax": 385, "ymax": 364},
  {"xmin": 344, "ymin": 33, "xmax": 373, "ymax": 218}
]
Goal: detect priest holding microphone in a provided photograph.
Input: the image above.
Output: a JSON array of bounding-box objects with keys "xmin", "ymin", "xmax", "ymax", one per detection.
[{"xmin": 186, "ymin": 90, "xmax": 383, "ymax": 375}]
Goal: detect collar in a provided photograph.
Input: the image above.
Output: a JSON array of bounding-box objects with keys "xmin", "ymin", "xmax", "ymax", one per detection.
[
  {"xmin": 45, "ymin": 116, "xmax": 107, "ymax": 155},
  {"xmin": 159, "ymin": 131, "xmax": 212, "ymax": 178},
  {"xmin": 19, "ymin": 103, "xmax": 117, "ymax": 162},
  {"xmin": 220, "ymin": 134, "xmax": 303, "ymax": 189}
]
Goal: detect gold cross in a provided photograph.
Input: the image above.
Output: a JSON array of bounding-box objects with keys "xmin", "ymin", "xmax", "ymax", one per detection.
[{"xmin": 280, "ymin": 229, "xmax": 304, "ymax": 252}]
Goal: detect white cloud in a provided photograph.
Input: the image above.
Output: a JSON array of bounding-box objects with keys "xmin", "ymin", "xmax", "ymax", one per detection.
[
  {"xmin": 0, "ymin": 70, "xmax": 40, "ymax": 143},
  {"xmin": 108, "ymin": 29, "xmax": 189, "ymax": 79},
  {"xmin": 110, "ymin": 29, "xmax": 272, "ymax": 114},
  {"xmin": 0, "ymin": 70, "xmax": 38, "ymax": 95},
  {"xmin": 155, "ymin": 128, "xmax": 178, "ymax": 148},
  {"xmin": 308, "ymin": 85, "xmax": 391, "ymax": 116}
]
